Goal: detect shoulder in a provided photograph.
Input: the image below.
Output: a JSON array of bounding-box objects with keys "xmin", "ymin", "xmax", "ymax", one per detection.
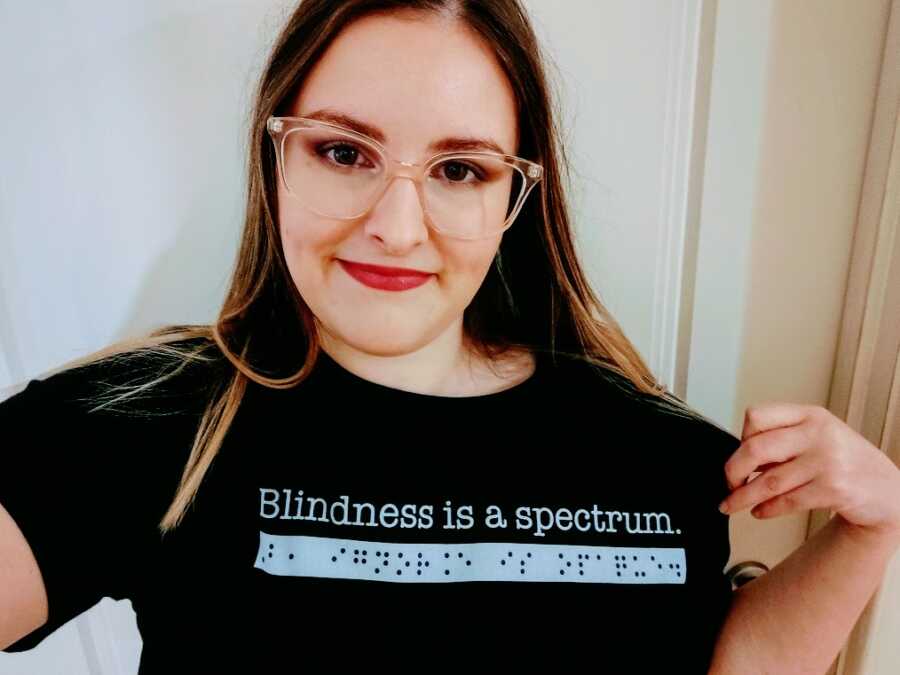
[
  {"xmin": 538, "ymin": 349, "xmax": 658, "ymax": 413},
  {"xmin": 3, "ymin": 336, "xmax": 227, "ymax": 423},
  {"xmin": 542, "ymin": 348, "xmax": 740, "ymax": 465}
]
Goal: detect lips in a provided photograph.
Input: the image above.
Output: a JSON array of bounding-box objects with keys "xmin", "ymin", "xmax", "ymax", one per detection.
[{"xmin": 338, "ymin": 259, "xmax": 434, "ymax": 291}]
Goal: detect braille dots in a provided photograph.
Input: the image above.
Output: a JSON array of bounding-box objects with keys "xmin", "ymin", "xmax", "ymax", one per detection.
[
  {"xmin": 501, "ymin": 559, "xmax": 506, "ymax": 566},
  {"xmin": 445, "ymin": 552, "xmax": 450, "ymax": 559},
  {"xmin": 445, "ymin": 569, "xmax": 450, "ymax": 575},
  {"xmin": 396, "ymin": 570, "xmax": 402, "ymax": 576},
  {"xmin": 376, "ymin": 551, "xmax": 381, "ymax": 557},
  {"xmin": 341, "ymin": 548, "xmax": 346, "ymax": 554},
  {"xmin": 374, "ymin": 568, "xmax": 380, "ymax": 574},
  {"xmin": 331, "ymin": 555, "xmax": 337, "ymax": 562},
  {"xmin": 268, "ymin": 552, "xmax": 272, "ymax": 558},
  {"xmin": 269, "ymin": 544, "xmax": 274, "ymax": 550},
  {"xmin": 289, "ymin": 554, "xmax": 294, "ymax": 560},
  {"xmin": 466, "ymin": 560, "xmax": 471, "ymax": 566}
]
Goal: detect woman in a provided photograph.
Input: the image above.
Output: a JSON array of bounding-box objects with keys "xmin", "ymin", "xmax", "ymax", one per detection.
[{"xmin": 2, "ymin": 1, "xmax": 898, "ymax": 673}]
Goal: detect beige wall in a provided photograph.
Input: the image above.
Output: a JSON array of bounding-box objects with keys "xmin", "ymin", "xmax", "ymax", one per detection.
[
  {"xmin": 693, "ymin": 1, "xmax": 895, "ymax": 673},
  {"xmin": 693, "ymin": 0, "xmax": 891, "ymax": 564}
]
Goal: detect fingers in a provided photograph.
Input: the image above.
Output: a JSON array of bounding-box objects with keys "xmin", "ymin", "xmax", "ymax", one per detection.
[
  {"xmin": 719, "ymin": 450, "xmax": 820, "ymax": 515},
  {"xmin": 724, "ymin": 423, "xmax": 812, "ymax": 492}
]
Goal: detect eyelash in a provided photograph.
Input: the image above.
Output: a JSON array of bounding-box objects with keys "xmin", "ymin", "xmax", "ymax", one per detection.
[{"xmin": 315, "ymin": 141, "xmax": 485, "ymax": 183}]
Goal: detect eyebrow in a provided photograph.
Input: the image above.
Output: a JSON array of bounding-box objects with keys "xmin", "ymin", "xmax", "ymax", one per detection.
[{"xmin": 299, "ymin": 107, "xmax": 509, "ymax": 156}]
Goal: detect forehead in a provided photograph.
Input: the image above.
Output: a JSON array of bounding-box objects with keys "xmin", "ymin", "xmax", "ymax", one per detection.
[{"xmin": 290, "ymin": 12, "xmax": 519, "ymax": 158}]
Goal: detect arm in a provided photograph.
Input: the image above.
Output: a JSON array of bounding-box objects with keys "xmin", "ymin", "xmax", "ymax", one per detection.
[
  {"xmin": 0, "ymin": 499, "xmax": 49, "ymax": 649},
  {"xmin": 708, "ymin": 516, "xmax": 900, "ymax": 674}
]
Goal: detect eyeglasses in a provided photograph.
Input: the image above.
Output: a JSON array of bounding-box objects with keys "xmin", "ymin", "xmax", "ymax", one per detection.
[{"xmin": 266, "ymin": 116, "xmax": 543, "ymax": 241}]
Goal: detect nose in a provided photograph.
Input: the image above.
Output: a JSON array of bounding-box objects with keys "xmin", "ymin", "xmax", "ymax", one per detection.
[{"xmin": 363, "ymin": 174, "xmax": 430, "ymax": 254}]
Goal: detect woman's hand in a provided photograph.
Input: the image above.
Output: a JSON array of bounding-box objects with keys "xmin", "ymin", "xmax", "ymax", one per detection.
[{"xmin": 717, "ymin": 403, "xmax": 900, "ymax": 545}]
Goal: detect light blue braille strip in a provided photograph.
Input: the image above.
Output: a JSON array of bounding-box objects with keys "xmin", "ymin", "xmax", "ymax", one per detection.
[{"xmin": 254, "ymin": 532, "xmax": 686, "ymax": 584}]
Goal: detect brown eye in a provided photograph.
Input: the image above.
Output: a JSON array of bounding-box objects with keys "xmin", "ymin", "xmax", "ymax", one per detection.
[
  {"xmin": 331, "ymin": 145, "xmax": 357, "ymax": 165},
  {"xmin": 436, "ymin": 160, "xmax": 482, "ymax": 183},
  {"xmin": 317, "ymin": 142, "xmax": 369, "ymax": 168}
]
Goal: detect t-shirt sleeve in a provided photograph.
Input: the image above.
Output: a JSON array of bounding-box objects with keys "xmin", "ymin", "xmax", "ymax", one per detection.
[
  {"xmin": 0, "ymin": 369, "xmax": 142, "ymax": 652},
  {"xmin": 682, "ymin": 416, "xmax": 741, "ymax": 669}
]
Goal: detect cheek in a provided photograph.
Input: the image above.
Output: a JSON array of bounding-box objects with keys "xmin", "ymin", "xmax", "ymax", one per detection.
[
  {"xmin": 442, "ymin": 245, "xmax": 497, "ymax": 304},
  {"xmin": 278, "ymin": 206, "xmax": 341, "ymax": 291}
]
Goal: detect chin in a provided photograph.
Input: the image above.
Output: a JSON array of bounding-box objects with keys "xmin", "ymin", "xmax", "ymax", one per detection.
[
  {"xmin": 322, "ymin": 324, "xmax": 436, "ymax": 358},
  {"xmin": 359, "ymin": 333, "xmax": 433, "ymax": 357}
]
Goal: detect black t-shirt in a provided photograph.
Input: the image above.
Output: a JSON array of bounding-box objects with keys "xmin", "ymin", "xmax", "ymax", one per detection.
[{"xmin": 0, "ymin": 339, "xmax": 739, "ymax": 672}]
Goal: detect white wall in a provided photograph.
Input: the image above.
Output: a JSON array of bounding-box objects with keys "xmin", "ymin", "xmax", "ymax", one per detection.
[{"xmin": 0, "ymin": 1, "xmax": 295, "ymax": 387}]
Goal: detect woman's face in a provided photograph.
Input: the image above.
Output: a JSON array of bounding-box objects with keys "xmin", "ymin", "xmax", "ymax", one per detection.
[{"xmin": 276, "ymin": 12, "xmax": 518, "ymax": 358}]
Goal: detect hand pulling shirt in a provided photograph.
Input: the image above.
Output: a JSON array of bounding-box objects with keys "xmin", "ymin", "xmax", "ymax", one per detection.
[{"xmin": 0, "ymin": 338, "xmax": 739, "ymax": 673}]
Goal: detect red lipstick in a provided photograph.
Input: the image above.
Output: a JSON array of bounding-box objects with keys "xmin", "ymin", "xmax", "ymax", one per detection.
[{"xmin": 338, "ymin": 259, "xmax": 434, "ymax": 291}]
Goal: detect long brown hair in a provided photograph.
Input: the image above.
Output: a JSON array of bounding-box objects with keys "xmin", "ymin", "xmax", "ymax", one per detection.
[{"xmin": 51, "ymin": 0, "xmax": 718, "ymax": 536}]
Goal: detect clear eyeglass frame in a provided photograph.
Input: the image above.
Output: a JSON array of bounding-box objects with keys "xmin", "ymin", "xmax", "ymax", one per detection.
[{"xmin": 266, "ymin": 115, "xmax": 544, "ymax": 241}]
